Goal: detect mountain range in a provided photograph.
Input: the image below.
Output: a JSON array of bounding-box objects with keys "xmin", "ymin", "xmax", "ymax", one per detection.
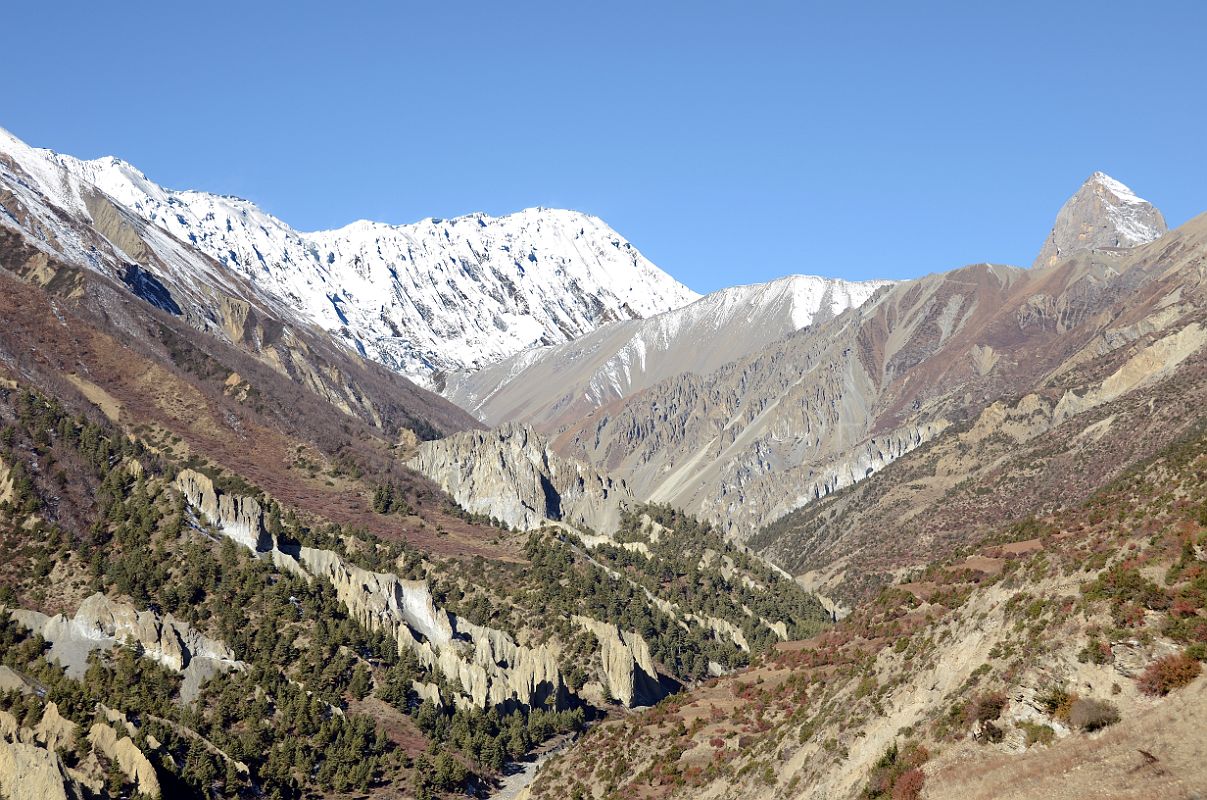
[
  {"xmin": 0, "ymin": 123, "xmax": 1204, "ymax": 800},
  {"xmin": 0, "ymin": 126, "xmax": 697, "ymax": 383}
]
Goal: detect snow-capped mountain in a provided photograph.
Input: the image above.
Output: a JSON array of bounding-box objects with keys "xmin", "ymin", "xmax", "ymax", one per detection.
[
  {"xmin": 440, "ymin": 274, "xmax": 892, "ymax": 429},
  {"xmin": 1033, "ymin": 171, "xmax": 1167, "ymax": 268},
  {"xmin": 0, "ymin": 126, "xmax": 698, "ymax": 382}
]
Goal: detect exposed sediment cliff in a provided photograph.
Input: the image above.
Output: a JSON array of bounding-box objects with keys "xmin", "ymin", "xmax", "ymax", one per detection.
[
  {"xmin": 408, "ymin": 423, "xmax": 634, "ymax": 533},
  {"xmin": 175, "ymin": 470, "xmax": 665, "ymax": 710}
]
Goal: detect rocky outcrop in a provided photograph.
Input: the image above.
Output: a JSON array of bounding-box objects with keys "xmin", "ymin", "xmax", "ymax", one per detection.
[
  {"xmin": 0, "ymin": 739, "xmax": 77, "ymax": 800},
  {"xmin": 175, "ymin": 470, "xmax": 571, "ymax": 710},
  {"xmin": 409, "ymin": 423, "xmax": 634, "ymax": 533},
  {"xmin": 573, "ymin": 616, "xmax": 668, "ymax": 707},
  {"xmin": 175, "ymin": 469, "xmax": 271, "ymax": 551},
  {"xmin": 11, "ymin": 593, "xmax": 243, "ymax": 701},
  {"xmin": 1033, "ymin": 172, "xmax": 1166, "ymax": 268},
  {"xmin": 299, "ymin": 546, "xmax": 565, "ymax": 710},
  {"xmin": 173, "ymin": 465, "xmax": 679, "ymax": 710},
  {"xmin": 89, "ymin": 723, "xmax": 160, "ymax": 798},
  {"xmin": 33, "ymin": 704, "xmax": 75, "ymax": 753}
]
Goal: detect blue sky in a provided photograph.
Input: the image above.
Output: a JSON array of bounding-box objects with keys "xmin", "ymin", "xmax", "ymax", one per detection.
[{"xmin": 5, "ymin": 1, "xmax": 1206, "ymax": 293}]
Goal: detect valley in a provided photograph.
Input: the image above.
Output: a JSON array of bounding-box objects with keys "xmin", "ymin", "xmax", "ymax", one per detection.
[{"xmin": 0, "ymin": 122, "xmax": 1204, "ymax": 800}]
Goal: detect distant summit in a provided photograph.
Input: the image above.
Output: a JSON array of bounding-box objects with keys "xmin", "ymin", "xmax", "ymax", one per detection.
[{"xmin": 1033, "ymin": 171, "xmax": 1167, "ymax": 268}]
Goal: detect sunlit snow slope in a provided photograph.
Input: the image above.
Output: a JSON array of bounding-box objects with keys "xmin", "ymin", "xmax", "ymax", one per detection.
[{"xmin": 0, "ymin": 126, "xmax": 698, "ymax": 382}]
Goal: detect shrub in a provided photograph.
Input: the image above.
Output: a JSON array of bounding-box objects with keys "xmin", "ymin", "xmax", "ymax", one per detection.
[
  {"xmin": 1038, "ymin": 685, "xmax": 1076, "ymax": 721},
  {"xmin": 891, "ymin": 768, "xmax": 925, "ymax": 800},
  {"xmin": 1018, "ymin": 721, "xmax": 1055, "ymax": 746},
  {"xmin": 1068, "ymin": 698, "xmax": 1120, "ymax": 731},
  {"xmin": 966, "ymin": 691, "xmax": 1007, "ymax": 725},
  {"xmin": 1137, "ymin": 653, "xmax": 1202, "ymax": 696},
  {"xmin": 863, "ymin": 742, "xmax": 928, "ymax": 799},
  {"xmin": 1077, "ymin": 639, "xmax": 1112, "ymax": 665}
]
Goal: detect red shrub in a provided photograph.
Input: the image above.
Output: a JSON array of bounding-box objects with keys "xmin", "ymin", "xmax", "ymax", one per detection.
[
  {"xmin": 1137, "ymin": 653, "xmax": 1202, "ymax": 696},
  {"xmin": 892, "ymin": 768, "xmax": 926, "ymax": 800}
]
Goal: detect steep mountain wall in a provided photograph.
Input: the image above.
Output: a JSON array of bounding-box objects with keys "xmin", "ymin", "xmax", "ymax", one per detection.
[
  {"xmin": 408, "ymin": 423, "xmax": 634, "ymax": 533},
  {"xmin": 0, "ymin": 126, "xmax": 697, "ymax": 383},
  {"xmin": 440, "ymin": 274, "xmax": 891, "ymax": 429}
]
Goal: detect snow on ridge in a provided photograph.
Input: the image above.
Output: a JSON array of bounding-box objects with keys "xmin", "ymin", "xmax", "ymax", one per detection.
[
  {"xmin": 0, "ymin": 126, "xmax": 699, "ymax": 382},
  {"xmin": 1087, "ymin": 171, "xmax": 1149, "ymax": 207},
  {"xmin": 525, "ymin": 272, "xmax": 892, "ymax": 412}
]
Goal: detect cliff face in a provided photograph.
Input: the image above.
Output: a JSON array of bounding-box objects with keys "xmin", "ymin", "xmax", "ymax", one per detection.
[
  {"xmin": 572, "ymin": 616, "xmax": 669, "ymax": 707},
  {"xmin": 1033, "ymin": 172, "xmax": 1167, "ymax": 268},
  {"xmin": 174, "ymin": 470, "xmax": 665, "ymax": 710},
  {"xmin": 0, "ymin": 738, "xmax": 77, "ymax": 800},
  {"xmin": 175, "ymin": 469, "xmax": 271, "ymax": 551},
  {"xmin": 408, "ymin": 423, "xmax": 634, "ymax": 534},
  {"xmin": 297, "ymin": 547, "xmax": 567, "ymax": 711},
  {"xmin": 10, "ymin": 593, "xmax": 243, "ymax": 702},
  {"xmin": 0, "ymin": 702, "xmax": 161, "ymax": 800}
]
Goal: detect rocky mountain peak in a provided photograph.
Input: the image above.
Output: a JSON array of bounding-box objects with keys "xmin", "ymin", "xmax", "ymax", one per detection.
[{"xmin": 1033, "ymin": 171, "xmax": 1167, "ymax": 268}]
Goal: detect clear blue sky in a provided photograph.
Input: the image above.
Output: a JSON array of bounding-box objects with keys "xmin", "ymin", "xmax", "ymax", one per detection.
[{"xmin": 5, "ymin": 1, "xmax": 1205, "ymax": 293}]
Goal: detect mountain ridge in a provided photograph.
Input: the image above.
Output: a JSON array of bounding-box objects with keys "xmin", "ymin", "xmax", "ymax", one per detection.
[
  {"xmin": 0, "ymin": 126, "xmax": 699, "ymax": 383},
  {"xmin": 438, "ymin": 273, "xmax": 892, "ymax": 428}
]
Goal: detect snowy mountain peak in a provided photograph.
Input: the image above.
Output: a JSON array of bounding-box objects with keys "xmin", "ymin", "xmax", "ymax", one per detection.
[
  {"xmin": 1085, "ymin": 171, "xmax": 1149, "ymax": 206},
  {"xmin": 1033, "ymin": 171, "xmax": 1167, "ymax": 268},
  {"xmin": 0, "ymin": 127, "xmax": 699, "ymax": 382}
]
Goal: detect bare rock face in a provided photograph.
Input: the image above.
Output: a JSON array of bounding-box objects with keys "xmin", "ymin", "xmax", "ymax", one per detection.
[
  {"xmin": 408, "ymin": 423, "xmax": 634, "ymax": 533},
  {"xmin": 11, "ymin": 593, "xmax": 243, "ymax": 701},
  {"xmin": 1033, "ymin": 172, "xmax": 1166, "ymax": 268},
  {"xmin": 173, "ymin": 467, "xmax": 667, "ymax": 710},
  {"xmin": 0, "ymin": 739, "xmax": 76, "ymax": 800},
  {"xmin": 175, "ymin": 469, "xmax": 271, "ymax": 551},
  {"xmin": 88, "ymin": 723, "xmax": 160, "ymax": 798},
  {"xmin": 299, "ymin": 546, "xmax": 566, "ymax": 710},
  {"xmin": 572, "ymin": 616, "xmax": 668, "ymax": 707}
]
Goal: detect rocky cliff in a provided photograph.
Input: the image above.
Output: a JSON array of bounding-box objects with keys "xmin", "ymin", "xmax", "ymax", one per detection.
[
  {"xmin": 572, "ymin": 616, "xmax": 668, "ymax": 707},
  {"xmin": 173, "ymin": 470, "xmax": 668, "ymax": 710},
  {"xmin": 175, "ymin": 469, "xmax": 271, "ymax": 551},
  {"xmin": 1033, "ymin": 172, "xmax": 1167, "ymax": 268},
  {"xmin": 408, "ymin": 423, "xmax": 634, "ymax": 533},
  {"xmin": 10, "ymin": 593, "xmax": 243, "ymax": 702},
  {"xmin": 0, "ymin": 701, "xmax": 162, "ymax": 800}
]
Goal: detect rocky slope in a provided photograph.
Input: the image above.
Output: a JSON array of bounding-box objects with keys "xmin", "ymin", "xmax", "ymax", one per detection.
[
  {"xmin": 1033, "ymin": 172, "xmax": 1167, "ymax": 268},
  {"xmin": 0, "ymin": 179, "xmax": 826, "ymax": 798},
  {"xmin": 523, "ymin": 421, "xmax": 1207, "ymax": 800},
  {"xmin": 541, "ymin": 175, "xmax": 1191, "ymax": 540},
  {"xmin": 754, "ymin": 212, "xmax": 1207, "ymax": 604},
  {"xmin": 0, "ymin": 126, "xmax": 698, "ymax": 383},
  {"xmin": 439, "ymin": 274, "xmax": 891, "ymax": 429},
  {"xmin": 407, "ymin": 423, "xmax": 635, "ymax": 533},
  {"xmin": 1, "ymin": 701, "xmax": 164, "ymax": 800},
  {"xmin": 10, "ymin": 593, "xmax": 243, "ymax": 702},
  {"xmin": 0, "ymin": 132, "xmax": 481, "ymax": 444}
]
